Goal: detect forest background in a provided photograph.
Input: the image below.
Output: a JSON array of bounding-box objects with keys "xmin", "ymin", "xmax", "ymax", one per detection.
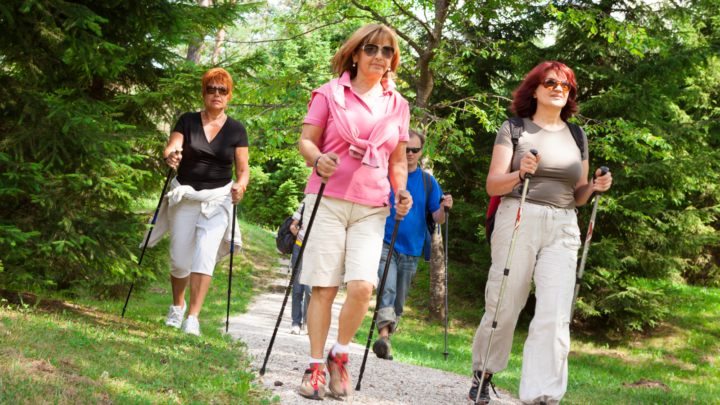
[{"xmin": 1, "ymin": 0, "xmax": 719, "ymax": 336}]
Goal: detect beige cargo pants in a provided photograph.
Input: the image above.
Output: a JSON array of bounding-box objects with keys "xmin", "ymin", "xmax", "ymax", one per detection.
[{"xmin": 472, "ymin": 197, "xmax": 581, "ymax": 405}]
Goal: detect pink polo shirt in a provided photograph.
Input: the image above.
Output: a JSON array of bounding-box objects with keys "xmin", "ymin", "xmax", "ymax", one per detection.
[{"xmin": 303, "ymin": 73, "xmax": 410, "ymax": 207}]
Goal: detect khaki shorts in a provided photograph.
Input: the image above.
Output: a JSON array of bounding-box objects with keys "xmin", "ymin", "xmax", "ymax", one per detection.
[{"xmin": 299, "ymin": 194, "xmax": 390, "ymax": 287}]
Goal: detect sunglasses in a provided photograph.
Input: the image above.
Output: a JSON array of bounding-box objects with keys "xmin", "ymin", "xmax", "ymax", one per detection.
[
  {"xmin": 406, "ymin": 147, "xmax": 422, "ymax": 154},
  {"xmin": 205, "ymin": 85, "xmax": 229, "ymax": 96},
  {"xmin": 362, "ymin": 43, "xmax": 396, "ymax": 59},
  {"xmin": 541, "ymin": 78, "xmax": 570, "ymax": 92}
]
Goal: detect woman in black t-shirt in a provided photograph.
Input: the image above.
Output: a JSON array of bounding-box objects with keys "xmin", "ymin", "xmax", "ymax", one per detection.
[{"xmin": 162, "ymin": 67, "xmax": 249, "ymax": 336}]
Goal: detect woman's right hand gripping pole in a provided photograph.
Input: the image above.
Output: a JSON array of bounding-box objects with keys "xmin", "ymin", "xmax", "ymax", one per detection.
[{"xmin": 519, "ymin": 150, "xmax": 541, "ymax": 180}]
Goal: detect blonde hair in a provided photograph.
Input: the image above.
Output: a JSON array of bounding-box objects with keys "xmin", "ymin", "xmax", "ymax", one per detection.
[
  {"xmin": 201, "ymin": 67, "xmax": 234, "ymax": 100},
  {"xmin": 330, "ymin": 24, "xmax": 401, "ymax": 80}
]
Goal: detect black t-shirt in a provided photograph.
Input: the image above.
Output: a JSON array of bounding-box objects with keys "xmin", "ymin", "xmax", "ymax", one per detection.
[{"xmin": 172, "ymin": 112, "xmax": 249, "ymax": 191}]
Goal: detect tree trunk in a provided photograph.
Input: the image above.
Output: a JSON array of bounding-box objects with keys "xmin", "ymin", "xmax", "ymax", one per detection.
[
  {"xmin": 416, "ymin": 41, "xmax": 442, "ymax": 324},
  {"xmin": 187, "ymin": 0, "xmax": 212, "ymax": 63},
  {"xmin": 211, "ymin": 0, "xmax": 236, "ymax": 64},
  {"xmin": 211, "ymin": 27, "xmax": 227, "ymax": 64}
]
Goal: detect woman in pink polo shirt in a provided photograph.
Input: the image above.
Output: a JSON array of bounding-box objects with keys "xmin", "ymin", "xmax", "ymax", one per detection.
[{"xmin": 296, "ymin": 23, "xmax": 413, "ymax": 400}]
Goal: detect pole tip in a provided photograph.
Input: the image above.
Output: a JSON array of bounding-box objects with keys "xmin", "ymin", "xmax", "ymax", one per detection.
[
  {"xmin": 355, "ymin": 382, "xmax": 361, "ymax": 391},
  {"xmin": 259, "ymin": 368, "xmax": 266, "ymax": 377},
  {"xmin": 443, "ymin": 352, "xmax": 449, "ymax": 361}
]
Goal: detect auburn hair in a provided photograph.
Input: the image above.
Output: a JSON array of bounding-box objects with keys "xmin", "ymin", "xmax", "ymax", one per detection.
[
  {"xmin": 330, "ymin": 24, "xmax": 401, "ymax": 80},
  {"xmin": 201, "ymin": 67, "xmax": 234, "ymax": 100},
  {"xmin": 510, "ymin": 61, "xmax": 578, "ymax": 121}
]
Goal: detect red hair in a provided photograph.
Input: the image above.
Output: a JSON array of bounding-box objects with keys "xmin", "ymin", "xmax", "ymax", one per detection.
[
  {"xmin": 201, "ymin": 67, "xmax": 234, "ymax": 100},
  {"xmin": 510, "ymin": 61, "xmax": 578, "ymax": 121}
]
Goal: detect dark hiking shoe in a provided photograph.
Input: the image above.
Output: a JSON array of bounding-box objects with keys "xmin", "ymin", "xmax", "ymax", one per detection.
[
  {"xmin": 468, "ymin": 372, "xmax": 497, "ymax": 404},
  {"xmin": 372, "ymin": 336, "xmax": 392, "ymax": 359},
  {"xmin": 299, "ymin": 363, "xmax": 326, "ymax": 400},
  {"xmin": 326, "ymin": 351, "xmax": 351, "ymax": 397},
  {"xmin": 540, "ymin": 402, "xmax": 548, "ymax": 405}
]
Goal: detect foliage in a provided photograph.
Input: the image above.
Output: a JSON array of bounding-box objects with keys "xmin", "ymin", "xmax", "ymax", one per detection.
[
  {"xmin": 421, "ymin": 0, "xmax": 720, "ymax": 331},
  {"xmin": 0, "ymin": 0, "xmax": 245, "ymax": 292},
  {"xmin": 240, "ymin": 153, "xmax": 311, "ymax": 228},
  {"xmin": 3, "ymin": 0, "xmax": 720, "ymax": 335}
]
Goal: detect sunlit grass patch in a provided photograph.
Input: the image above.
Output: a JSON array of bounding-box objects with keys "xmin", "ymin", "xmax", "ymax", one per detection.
[
  {"xmin": 356, "ymin": 261, "xmax": 720, "ymax": 405},
  {"xmin": 0, "ymin": 219, "xmax": 281, "ymax": 404}
]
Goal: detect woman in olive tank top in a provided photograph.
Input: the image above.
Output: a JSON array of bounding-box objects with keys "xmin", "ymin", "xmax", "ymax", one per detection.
[{"xmin": 468, "ymin": 61, "xmax": 613, "ymax": 405}]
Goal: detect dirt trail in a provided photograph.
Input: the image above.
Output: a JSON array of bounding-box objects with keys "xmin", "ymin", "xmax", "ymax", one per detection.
[{"xmin": 228, "ymin": 275, "xmax": 521, "ymax": 404}]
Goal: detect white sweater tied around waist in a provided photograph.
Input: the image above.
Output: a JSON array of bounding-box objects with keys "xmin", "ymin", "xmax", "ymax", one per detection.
[{"xmin": 139, "ymin": 178, "xmax": 242, "ymax": 263}]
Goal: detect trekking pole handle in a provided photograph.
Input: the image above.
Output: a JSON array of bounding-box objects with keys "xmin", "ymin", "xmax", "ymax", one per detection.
[
  {"xmin": 523, "ymin": 149, "xmax": 539, "ymax": 180},
  {"xmin": 586, "ymin": 166, "xmax": 610, "ymax": 205},
  {"xmin": 442, "ymin": 194, "xmax": 450, "ymax": 213},
  {"xmin": 595, "ymin": 166, "xmax": 610, "ymax": 195},
  {"xmin": 316, "ymin": 152, "xmax": 339, "ymax": 184},
  {"xmin": 394, "ymin": 190, "xmax": 411, "ymax": 220}
]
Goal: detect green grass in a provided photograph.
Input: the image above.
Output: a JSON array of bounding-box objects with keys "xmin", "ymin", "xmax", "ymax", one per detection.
[
  {"xmin": 356, "ymin": 260, "xmax": 720, "ymax": 404},
  {"xmin": 0, "ymin": 219, "xmax": 281, "ymax": 405}
]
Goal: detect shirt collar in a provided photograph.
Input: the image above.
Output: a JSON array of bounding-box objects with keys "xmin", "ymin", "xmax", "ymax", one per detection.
[{"xmin": 340, "ymin": 71, "xmax": 396, "ymax": 93}]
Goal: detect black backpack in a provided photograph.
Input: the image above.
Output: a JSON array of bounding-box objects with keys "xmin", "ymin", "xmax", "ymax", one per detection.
[
  {"xmin": 484, "ymin": 117, "xmax": 585, "ymax": 246},
  {"xmin": 276, "ymin": 203, "xmax": 304, "ymax": 254}
]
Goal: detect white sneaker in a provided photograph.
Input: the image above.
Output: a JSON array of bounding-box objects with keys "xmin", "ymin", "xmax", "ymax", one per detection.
[
  {"xmin": 181, "ymin": 315, "xmax": 200, "ymax": 336},
  {"xmin": 300, "ymin": 325, "xmax": 308, "ymax": 335},
  {"xmin": 290, "ymin": 325, "xmax": 301, "ymax": 335},
  {"xmin": 165, "ymin": 300, "xmax": 186, "ymax": 329}
]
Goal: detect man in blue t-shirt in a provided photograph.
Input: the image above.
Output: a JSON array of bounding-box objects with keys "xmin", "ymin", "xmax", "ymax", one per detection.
[{"xmin": 372, "ymin": 130, "xmax": 453, "ymax": 360}]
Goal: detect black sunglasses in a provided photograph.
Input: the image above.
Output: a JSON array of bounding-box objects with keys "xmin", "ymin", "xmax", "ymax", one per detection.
[
  {"xmin": 406, "ymin": 147, "xmax": 422, "ymax": 154},
  {"xmin": 205, "ymin": 85, "xmax": 229, "ymax": 96},
  {"xmin": 362, "ymin": 43, "xmax": 395, "ymax": 59},
  {"xmin": 541, "ymin": 78, "xmax": 570, "ymax": 92}
]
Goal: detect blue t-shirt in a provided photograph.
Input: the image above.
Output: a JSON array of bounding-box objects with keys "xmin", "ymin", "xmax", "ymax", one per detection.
[{"xmin": 383, "ymin": 166, "xmax": 443, "ymax": 256}]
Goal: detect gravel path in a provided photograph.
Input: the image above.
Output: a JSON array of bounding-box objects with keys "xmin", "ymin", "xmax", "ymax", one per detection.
[{"xmin": 228, "ymin": 276, "xmax": 522, "ymax": 405}]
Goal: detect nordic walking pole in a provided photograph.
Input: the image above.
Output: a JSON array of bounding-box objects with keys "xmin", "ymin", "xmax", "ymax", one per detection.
[
  {"xmin": 259, "ymin": 152, "xmax": 339, "ymax": 377},
  {"xmin": 442, "ymin": 197, "xmax": 450, "ymax": 361},
  {"xmin": 570, "ymin": 166, "xmax": 609, "ymax": 322},
  {"xmin": 356, "ymin": 189, "xmax": 411, "ymax": 391},
  {"xmin": 226, "ymin": 187, "xmax": 240, "ymax": 333},
  {"xmin": 476, "ymin": 149, "xmax": 538, "ymax": 404},
  {"xmin": 121, "ymin": 167, "xmax": 174, "ymax": 318}
]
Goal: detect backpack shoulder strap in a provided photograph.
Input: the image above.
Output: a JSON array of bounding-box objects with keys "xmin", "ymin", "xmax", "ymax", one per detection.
[
  {"xmin": 422, "ymin": 171, "xmax": 431, "ymax": 210},
  {"xmin": 507, "ymin": 117, "xmax": 525, "ymax": 151},
  {"xmin": 567, "ymin": 122, "xmax": 585, "ymax": 156}
]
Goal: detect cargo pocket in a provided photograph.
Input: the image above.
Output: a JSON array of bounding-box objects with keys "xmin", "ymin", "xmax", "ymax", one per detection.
[{"xmin": 561, "ymin": 225, "xmax": 582, "ymax": 250}]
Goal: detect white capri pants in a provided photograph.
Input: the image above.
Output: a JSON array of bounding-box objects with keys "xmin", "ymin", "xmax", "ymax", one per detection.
[
  {"xmin": 168, "ymin": 197, "xmax": 229, "ymax": 278},
  {"xmin": 299, "ymin": 194, "xmax": 390, "ymax": 287},
  {"xmin": 472, "ymin": 197, "xmax": 581, "ymax": 405}
]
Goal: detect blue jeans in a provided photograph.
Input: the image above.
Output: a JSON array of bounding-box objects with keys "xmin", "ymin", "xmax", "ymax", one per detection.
[
  {"xmin": 376, "ymin": 241, "xmax": 420, "ymax": 334},
  {"xmin": 291, "ymin": 243, "xmax": 312, "ymax": 327}
]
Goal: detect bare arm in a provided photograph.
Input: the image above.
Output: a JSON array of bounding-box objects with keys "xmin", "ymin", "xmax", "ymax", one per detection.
[
  {"xmin": 486, "ymin": 145, "xmax": 541, "ymax": 196},
  {"xmin": 388, "ymin": 141, "xmax": 408, "ymax": 192},
  {"xmin": 164, "ymin": 132, "xmax": 185, "ymax": 168},
  {"xmin": 231, "ymin": 146, "xmax": 250, "ymax": 204},
  {"xmin": 299, "ymin": 124, "xmax": 341, "ymax": 177},
  {"xmin": 234, "ymin": 147, "xmax": 250, "ymax": 188},
  {"xmin": 574, "ymin": 161, "xmax": 613, "ymax": 207},
  {"xmin": 388, "ymin": 141, "xmax": 413, "ymax": 216},
  {"xmin": 432, "ymin": 194, "xmax": 453, "ymax": 225}
]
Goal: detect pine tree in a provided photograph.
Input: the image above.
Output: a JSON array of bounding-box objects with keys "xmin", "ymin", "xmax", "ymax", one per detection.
[{"xmin": 0, "ymin": 0, "xmax": 242, "ymax": 294}]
